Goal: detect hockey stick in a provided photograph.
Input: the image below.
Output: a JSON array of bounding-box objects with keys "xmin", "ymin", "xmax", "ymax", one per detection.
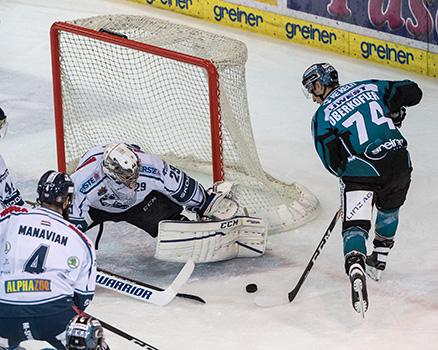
[
  {"xmin": 73, "ymin": 306, "xmax": 158, "ymax": 349},
  {"xmin": 97, "ymin": 267, "xmax": 205, "ymax": 304},
  {"xmin": 255, "ymin": 210, "xmax": 341, "ymax": 307},
  {"xmin": 96, "ymin": 259, "xmax": 195, "ymax": 306}
]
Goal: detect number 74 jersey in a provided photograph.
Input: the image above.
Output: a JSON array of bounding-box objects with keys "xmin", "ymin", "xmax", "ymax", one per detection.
[
  {"xmin": 311, "ymin": 79, "xmax": 409, "ymax": 177},
  {"xmin": 0, "ymin": 206, "xmax": 96, "ymax": 316}
]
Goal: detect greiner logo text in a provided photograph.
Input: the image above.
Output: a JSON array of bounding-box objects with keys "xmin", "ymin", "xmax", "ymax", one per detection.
[
  {"xmin": 145, "ymin": 0, "xmax": 192, "ymax": 9},
  {"xmin": 285, "ymin": 22, "xmax": 336, "ymax": 44},
  {"xmin": 360, "ymin": 42, "xmax": 414, "ymax": 65},
  {"xmin": 213, "ymin": 6, "xmax": 263, "ymax": 27}
]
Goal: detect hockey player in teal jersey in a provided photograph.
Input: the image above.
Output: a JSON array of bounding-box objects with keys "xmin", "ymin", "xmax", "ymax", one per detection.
[{"xmin": 302, "ymin": 63, "xmax": 422, "ymax": 315}]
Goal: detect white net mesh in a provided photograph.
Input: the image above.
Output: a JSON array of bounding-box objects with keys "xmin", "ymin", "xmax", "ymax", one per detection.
[{"xmin": 54, "ymin": 15, "xmax": 319, "ymax": 233}]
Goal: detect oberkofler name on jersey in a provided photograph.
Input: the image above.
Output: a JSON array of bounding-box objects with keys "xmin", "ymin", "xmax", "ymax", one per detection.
[
  {"xmin": 18, "ymin": 225, "xmax": 68, "ymax": 246},
  {"xmin": 324, "ymin": 83, "xmax": 380, "ymax": 126}
]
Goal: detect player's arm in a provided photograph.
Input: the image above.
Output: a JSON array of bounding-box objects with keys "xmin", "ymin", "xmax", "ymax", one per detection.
[
  {"xmin": 158, "ymin": 158, "xmax": 238, "ymax": 220},
  {"xmin": 0, "ymin": 156, "xmax": 24, "ymax": 208},
  {"xmin": 158, "ymin": 158, "xmax": 207, "ymax": 208},
  {"xmin": 383, "ymin": 80, "xmax": 423, "ymax": 113},
  {"xmin": 311, "ymin": 113, "xmax": 349, "ymax": 177},
  {"xmin": 69, "ymin": 170, "xmax": 93, "ymax": 232},
  {"xmin": 71, "ymin": 230, "xmax": 97, "ymax": 311}
]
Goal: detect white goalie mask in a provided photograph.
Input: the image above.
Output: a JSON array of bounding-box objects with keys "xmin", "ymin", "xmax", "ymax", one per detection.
[
  {"xmin": 0, "ymin": 108, "xmax": 8, "ymax": 139},
  {"xmin": 102, "ymin": 143, "xmax": 140, "ymax": 189}
]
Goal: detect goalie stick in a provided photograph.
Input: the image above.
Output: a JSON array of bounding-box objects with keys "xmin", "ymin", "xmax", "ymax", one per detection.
[
  {"xmin": 255, "ymin": 210, "xmax": 341, "ymax": 307},
  {"xmin": 96, "ymin": 259, "xmax": 195, "ymax": 306},
  {"xmin": 97, "ymin": 267, "xmax": 205, "ymax": 304},
  {"xmin": 73, "ymin": 306, "xmax": 159, "ymax": 349}
]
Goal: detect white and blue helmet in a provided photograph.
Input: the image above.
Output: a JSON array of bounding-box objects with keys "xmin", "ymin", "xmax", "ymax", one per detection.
[{"xmin": 66, "ymin": 315, "xmax": 105, "ymax": 350}]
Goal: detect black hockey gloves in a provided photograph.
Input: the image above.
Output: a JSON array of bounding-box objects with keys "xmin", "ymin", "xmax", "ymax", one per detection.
[{"xmin": 389, "ymin": 107, "xmax": 406, "ymax": 128}]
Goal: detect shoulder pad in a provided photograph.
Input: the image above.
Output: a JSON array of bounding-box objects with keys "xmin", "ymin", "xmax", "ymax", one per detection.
[{"xmin": 0, "ymin": 205, "xmax": 28, "ymax": 217}]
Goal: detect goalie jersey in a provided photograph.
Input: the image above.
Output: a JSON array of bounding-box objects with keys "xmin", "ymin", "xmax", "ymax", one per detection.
[
  {"xmin": 0, "ymin": 155, "xmax": 24, "ymax": 208},
  {"xmin": 0, "ymin": 206, "xmax": 96, "ymax": 317},
  {"xmin": 69, "ymin": 145, "xmax": 209, "ymax": 231}
]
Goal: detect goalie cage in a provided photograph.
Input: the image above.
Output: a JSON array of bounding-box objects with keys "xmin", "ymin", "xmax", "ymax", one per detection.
[{"xmin": 50, "ymin": 15, "xmax": 319, "ymax": 234}]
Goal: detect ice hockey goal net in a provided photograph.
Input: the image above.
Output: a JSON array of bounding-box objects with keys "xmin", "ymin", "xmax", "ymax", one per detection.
[{"xmin": 50, "ymin": 15, "xmax": 319, "ymax": 233}]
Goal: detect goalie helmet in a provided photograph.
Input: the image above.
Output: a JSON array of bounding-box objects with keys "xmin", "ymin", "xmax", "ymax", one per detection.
[
  {"xmin": 301, "ymin": 63, "xmax": 339, "ymax": 97},
  {"xmin": 37, "ymin": 170, "xmax": 74, "ymax": 208},
  {"xmin": 0, "ymin": 108, "xmax": 8, "ymax": 139},
  {"xmin": 102, "ymin": 143, "xmax": 139, "ymax": 189},
  {"xmin": 66, "ymin": 315, "xmax": 105, "ymax": 350}
]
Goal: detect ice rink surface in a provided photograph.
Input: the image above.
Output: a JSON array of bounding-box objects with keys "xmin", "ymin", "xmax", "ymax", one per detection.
[{"xmin": 1, "ymin": 1, "xmax": 437, "ymax": 349}]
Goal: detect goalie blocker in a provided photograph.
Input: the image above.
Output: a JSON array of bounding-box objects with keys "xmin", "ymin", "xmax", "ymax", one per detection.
[{"xmin": 155, "ymin": 216, "xmax": 268, "ymax": 263}]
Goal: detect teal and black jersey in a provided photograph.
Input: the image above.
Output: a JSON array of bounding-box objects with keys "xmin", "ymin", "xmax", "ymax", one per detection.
[{"xmin": 311, "ymin": 79, "xmax": 422, "ymax": 177}]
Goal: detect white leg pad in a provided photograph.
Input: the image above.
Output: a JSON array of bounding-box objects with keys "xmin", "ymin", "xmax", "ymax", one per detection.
[{"xmin": 155, "ymin": 216, "xmax": 267, "ymax": 263}]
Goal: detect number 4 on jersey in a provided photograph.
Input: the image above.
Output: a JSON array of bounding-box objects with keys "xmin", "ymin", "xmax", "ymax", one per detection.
[{"xmin": 24, "ymin": 244, "xmax": 49, "ymax": 274}]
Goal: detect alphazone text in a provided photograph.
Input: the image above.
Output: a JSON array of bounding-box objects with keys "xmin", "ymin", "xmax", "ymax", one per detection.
[{"xmin": 285, "ymin": 22, "xmax": 337, "ymax": 44}]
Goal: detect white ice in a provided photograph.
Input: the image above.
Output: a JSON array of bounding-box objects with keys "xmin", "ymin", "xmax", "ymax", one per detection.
[{"xmin": 1, "ymin": 1, "xmax": 437, "ymax": 349}]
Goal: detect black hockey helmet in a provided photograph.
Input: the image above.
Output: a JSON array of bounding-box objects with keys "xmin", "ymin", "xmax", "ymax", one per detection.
[
  {"xmin": 37, "ymin": 170, "xmax": 74, "ymax": 208},
  {"xmin": 66, "ymin": 315, "xmax": 105, "ymax": 350},
  {"xmin": 302, "ymin": 63, "xmax": 339, "ymax": 96}
]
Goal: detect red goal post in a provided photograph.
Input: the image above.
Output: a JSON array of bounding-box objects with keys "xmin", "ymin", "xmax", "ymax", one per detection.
[
  {"xmin": 50, "ymin": 15, "xmax": 319, "ymax": 233},
  {"xmin": 51, "ymin": 21, "xmax": 224, "ymax": 182}
]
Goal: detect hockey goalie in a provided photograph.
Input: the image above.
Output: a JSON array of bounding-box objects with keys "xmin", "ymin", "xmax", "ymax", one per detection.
[{"xmin": 69, "ymin": 143, "xmax": 267, "ymax": 263}]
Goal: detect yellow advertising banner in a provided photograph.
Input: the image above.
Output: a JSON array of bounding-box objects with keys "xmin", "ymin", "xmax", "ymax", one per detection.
[
  {"xmin": 428, "ymin": 52, "xmax": 438, "ymax": 78},
  {"xmin": 129, "ymin": 0, "xmax": 436, "ymax": 78},
  {"xmin": 253, "ymin": 0, "xmax": 277, "ymax": 5},
  {"xmin": 349, "ymin": 33, "xmax": 428, "ymax": 76},
  {"xmin": 130, "ymin": 0, "xmax": 203, "ymax": 17}
]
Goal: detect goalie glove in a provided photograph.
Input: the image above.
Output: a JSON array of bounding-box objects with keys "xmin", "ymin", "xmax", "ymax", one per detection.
[
  {"xmin": 198, "ymin": 181, "xmax": 239, "ymax": 220},
  {"xmin": 388, "ymin": 107, "xmax": 406, "ymax": 127}
]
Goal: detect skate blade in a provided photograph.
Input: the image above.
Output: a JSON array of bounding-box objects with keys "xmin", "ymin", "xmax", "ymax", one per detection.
[
  {"xmin": 353, "ymin": 279, "xmax": 367, "ymax": 318},
  {"xmin": 365, "ymin": 265, "xmax": 382, "ymax": 281}
]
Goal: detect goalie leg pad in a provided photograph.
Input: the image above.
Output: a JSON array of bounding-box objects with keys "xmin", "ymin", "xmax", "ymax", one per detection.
[
  {"xmin": 155, "ymin": 217, "xmax": 267, "ymax": 263},
  {"xmin": 236, "ymin": 218, "xmax": 268, "ymax": 258}
]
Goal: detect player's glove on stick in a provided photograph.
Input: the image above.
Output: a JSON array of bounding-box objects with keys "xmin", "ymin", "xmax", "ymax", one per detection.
[{"xmin": 389, "ymin": 107, "xmax": 406, "ymax": 127}]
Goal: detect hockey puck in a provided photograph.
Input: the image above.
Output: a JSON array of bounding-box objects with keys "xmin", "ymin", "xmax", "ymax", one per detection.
[{"xmin": 245, "ymin": 283, "xmax": 258, "ymax": 293}]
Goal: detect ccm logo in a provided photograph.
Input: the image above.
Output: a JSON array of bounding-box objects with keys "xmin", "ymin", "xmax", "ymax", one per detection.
[{"xmin": 220, "ymin": 219, "xmax": 239, "ymax": 228}]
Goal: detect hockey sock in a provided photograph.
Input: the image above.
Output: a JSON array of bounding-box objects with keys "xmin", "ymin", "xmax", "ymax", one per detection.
[
  {"xmin": 342, "ymin": 226, "xmax": 368, "ymax": 258},
  {"xmin": 375, "ymin": 208, "xmax": 399, "ymax": 240}
]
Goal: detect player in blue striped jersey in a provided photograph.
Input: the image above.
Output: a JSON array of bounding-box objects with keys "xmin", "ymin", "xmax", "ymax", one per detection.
[
  {"xmin": 0, "ymin": 171, "xmax": 96, "ymax": 349},
  {"xmin": 69, "ymin": 143, "xmax": 238, "ymax": 238},
  {"xmin": 0, "ymin": 107, "xmax": 24, "ymax": 209}
]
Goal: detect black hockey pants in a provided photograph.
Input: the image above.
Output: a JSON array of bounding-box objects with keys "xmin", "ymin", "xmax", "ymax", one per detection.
[{"xmin": 88, "ymin": 191, "xmax": 184, "ymax": 238}]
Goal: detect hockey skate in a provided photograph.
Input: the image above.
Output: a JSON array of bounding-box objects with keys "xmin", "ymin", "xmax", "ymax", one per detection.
[
  {"xmin": 346, "ymin": 253, "xmax": 368, "ymax": 317},
  {"xmin": 366, "ymin": 239, "xmax": 394, "ymax": 281}
]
